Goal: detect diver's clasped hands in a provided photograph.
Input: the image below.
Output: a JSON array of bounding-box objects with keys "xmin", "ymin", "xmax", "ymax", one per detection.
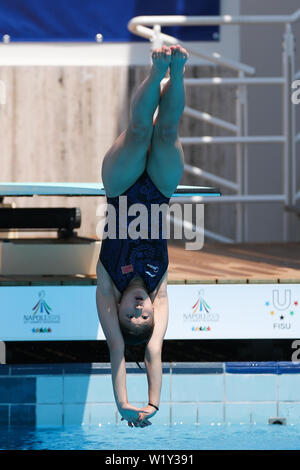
[{"xmin": 119, "ymin": 403, "xmax": 158, "ymax": 428}]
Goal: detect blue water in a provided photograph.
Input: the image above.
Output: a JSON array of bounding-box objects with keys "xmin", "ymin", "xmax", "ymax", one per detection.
[{"xmin": 0, "ymin": 424, "xmax": 300, "ymax": 450}]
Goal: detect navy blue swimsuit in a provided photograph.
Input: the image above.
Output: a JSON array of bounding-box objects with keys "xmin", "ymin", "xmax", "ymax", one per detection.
[{"xmin": 99, "ymin": 169, "xmax": 170, "ymax": 294}]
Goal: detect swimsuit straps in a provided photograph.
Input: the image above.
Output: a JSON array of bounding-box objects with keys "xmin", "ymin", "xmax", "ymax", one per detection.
[{"xmin": 99, "ymin": 169, "xmax": 170, "ymax": 294}]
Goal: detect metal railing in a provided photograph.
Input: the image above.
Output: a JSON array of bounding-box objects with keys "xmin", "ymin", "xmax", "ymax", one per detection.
[{"xmin": 128, "ymin": 10, "xmax": 300, "ymax": 243}]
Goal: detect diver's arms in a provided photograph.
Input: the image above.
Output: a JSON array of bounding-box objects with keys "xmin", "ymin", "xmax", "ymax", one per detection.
[
  {"xmin": 96, "ymin": 261, "xmax": 132, "ymax": 408},
  {"xmin": 144, "ymin": 282, "xmax": 169, "ymax": 412},
  {"xmin": 96, "ymin": 285, "xmax": 149, "ymax": 424},
  {"xmin": 96, "ymin": 284, "xmax": 127, "ymax": 407},
  {"xmin": 96, "ymin": 262, "xmax": 150, "ymax": 425}
]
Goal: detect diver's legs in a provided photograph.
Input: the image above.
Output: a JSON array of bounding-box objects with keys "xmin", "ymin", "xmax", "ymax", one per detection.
[
  {"xmin": 101, "ymin": 47, "xmax": 171, "ymax": 197},
  {"xmin": 147, "ymin": 45, "xmax": 188, "ymax": 198}
]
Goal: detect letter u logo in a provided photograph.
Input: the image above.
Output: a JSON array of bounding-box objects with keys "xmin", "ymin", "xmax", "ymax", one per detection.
[{"xmin": 272, "ymin": 289, "xmax": 291, "ymax": 311}]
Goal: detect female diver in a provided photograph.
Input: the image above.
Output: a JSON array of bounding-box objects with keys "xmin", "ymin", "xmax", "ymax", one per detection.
[{"xmin": 96, "ymin": 45, "xmax": 188, "ymax": 428}]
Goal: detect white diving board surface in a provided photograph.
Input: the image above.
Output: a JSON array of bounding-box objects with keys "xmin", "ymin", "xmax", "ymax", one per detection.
[{"xmin": 0, "ymin": 182, "xmax": 221, "ymax": 197}]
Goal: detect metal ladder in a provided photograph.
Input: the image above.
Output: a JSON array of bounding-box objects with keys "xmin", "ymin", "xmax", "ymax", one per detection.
[{"xmin": 128, "ymin": 11, "xmax": 300, "ymax": 243}]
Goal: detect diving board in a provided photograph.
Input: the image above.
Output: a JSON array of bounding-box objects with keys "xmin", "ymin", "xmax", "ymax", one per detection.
[{"xmin": 0, "ymin": 182, "xmax": 221, "ymax": 197}]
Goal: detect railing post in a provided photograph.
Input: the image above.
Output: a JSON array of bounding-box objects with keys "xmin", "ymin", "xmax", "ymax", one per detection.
[
  {"xmin": 236, "ymin": 71, "xmax": 248, "ymax": 242},
  {"xmin": 282, "ymin": 23, "xmax": 296, "ymax": 241}
]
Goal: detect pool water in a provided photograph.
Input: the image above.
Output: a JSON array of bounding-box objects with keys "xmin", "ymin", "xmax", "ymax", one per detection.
[{"xmin": 1, "ymin": 423, "xmax": 300, "ymax": 450}]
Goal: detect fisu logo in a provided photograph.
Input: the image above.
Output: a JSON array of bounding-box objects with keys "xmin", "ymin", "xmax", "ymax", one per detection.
[
  {"xmin": 265, "ymin": 288, "xmax": 298, "ymax": 329},
  {"xmin": 272, "ymin": 289, "xmax": 291, "ymax": 310}
]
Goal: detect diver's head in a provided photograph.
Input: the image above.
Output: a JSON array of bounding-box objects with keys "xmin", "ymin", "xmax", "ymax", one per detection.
[{"xmin": 118, "ymin": 282, "xmax": 154, "ymax": 346}]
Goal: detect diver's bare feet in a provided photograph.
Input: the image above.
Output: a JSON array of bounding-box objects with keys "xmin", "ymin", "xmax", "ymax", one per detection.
[
  {"xmin": 169, "ymin": 45, "xmax": 189, "ymax": 77},
  {"xmin": 151, "ymin": 46, "xmax": 171, "ymax": 80}
]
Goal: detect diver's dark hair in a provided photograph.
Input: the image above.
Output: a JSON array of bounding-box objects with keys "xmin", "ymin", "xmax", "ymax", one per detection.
[{"xmin": 119, "ymin": 320, "xmax": 154, "ymax": 346}]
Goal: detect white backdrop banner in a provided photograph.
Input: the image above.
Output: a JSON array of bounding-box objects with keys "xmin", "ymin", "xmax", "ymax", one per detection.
[
  {"xmin": 0, "ymin": 286, "xmax": 102, "ymax": 341},
  {"xmin": 167, "ymin": 284, "xmax": 300, "ymax": 339},
  {"xmin": 0, "ymin": 283, "xmax": 299, "ymax": 340}
]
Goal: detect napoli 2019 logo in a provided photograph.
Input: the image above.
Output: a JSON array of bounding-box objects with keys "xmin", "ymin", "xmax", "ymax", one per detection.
[
  {"xmin": 192, "ymin": 289, "xmax": 211, "ymax": 313},
  {"xmin": 182, "ymin": 289, "xmax": 219, "ymax": 332},
  {"xmin": 32, "ymin": 290, "xmax": 52, "ymax": 315},
  {"xmin": 265, "ymin": 288, "xmax": 298, "ymax": 329},
  {"xmin": 23, "ymin": 290, "xmax": 60, "ymax": 331}
]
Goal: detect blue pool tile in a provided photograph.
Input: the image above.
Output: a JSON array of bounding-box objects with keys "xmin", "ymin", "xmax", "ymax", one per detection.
[
  {"xmin": 278, "ymin": 362, "xmax": 300, "ymax": 374},
  {"xmin": 251, "ymin": 403, "xmax": 277, "ymax": 425},
  {"xmin": 88, "ymin": 404, "xmax": 118, "ymax": 425},
  {"xmin": 278, "ymin": 375, "xmax": 300, "ymax": 401},
  {"xmin": 0, "ymin": 406, "xmax": 8, "ymax": 425},
  {"xmin": 172, "ymin": 362, "xmax": 224, "ymax": 374},
  {"xmin": 36, "ymin": 376, "xmax": 63, "ymax": 404},
  {"xmin": 88, "ymin": 363, "xmax": 112, "ymax": 374},
  {"xmin": 0, "ymin": 378, "xmax": 36, "ymax": 403},
  {"xmin": 64, "ymin": 404, "xmax": 89, "ymax": 426},
  {"xmin": 0, "ymin": 366, "xmax": 9, "ymax": 376},
  {"xmin": 36, "ymin": 405, "xmax": 63, "ymax": 426},
  {"xmin": 226, "ymin": 362, "xmax": 278, "ymax": 374},
  {"xmin": 125, "ymin": 375, "xmax": 148, "ymax": 402},
  {"xmin": 11, "ymin": 364, "xmax": 64, "ymax": 375},
  {"xmin": 85, "ymin": 375, "xmax": 114, "ymax": 403},
  {"xmin": 64, "ymin": 376, "xmax": 90, "ymax": 403},
  {"xmin": 126, "ymin": 366, "xmax": 147, "ymax": 374},
  {"xmin": 172, "ymin": 374, "xmax": 224, "ymax": 402},
  {"xmin": 197, "ymin": 403, "xmax": 224, "ymax": 424},
  {"xmin": 225, "ymin": 402, "xmax": 276, "ymax": 424},
  {"xmin": 11, "ymin": 405, "xmax": 35, "ymax": 425},
  {"xmin": 162, "ymin": 364, "xmax": 171, "ymax": 374},
  {"xmin": 64, "ymin": 375, "xmax": 113, "ymax": 403},
  {"xmin": 116, "ymin": 363, "xmax": 171, "ymax": 374},
  {"xmin": 62, "ymin": 364, "xmax": 93, "ymax": 374},
  {"xmin": 226, "ymin": 374, "xmax": 277, "ymax": 401},
  {"xmin": 278, "ymin": 403, "xmax": 300, "ymax": 424},
  {"xmin": 225, "ymin": 404, "xmax": 250, "ymax": 424},
  {"xmin": 128, "ymin": 374, "xmax": 170, "ymax": 403},
  {"xmin": 171, "ymin": 404, "xmax": 197, "ymax": 425},
  {"xmin": 63, "ymin": 363, "xmax": 110, "ymax": 375}
]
